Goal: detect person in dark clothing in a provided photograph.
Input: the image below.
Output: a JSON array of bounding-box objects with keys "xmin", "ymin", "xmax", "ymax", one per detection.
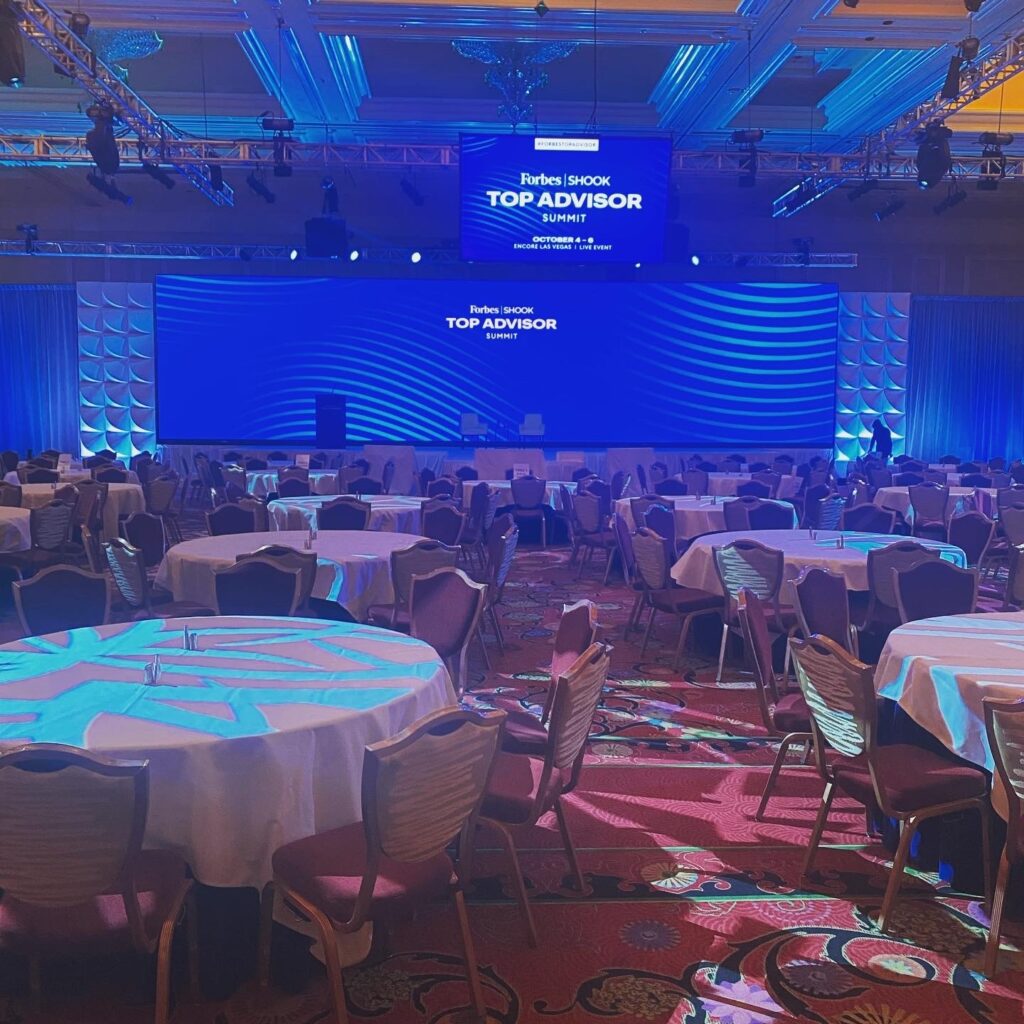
[{"xmin": 868, "ymin": 418, "xmax": 893, "ymax": 461}]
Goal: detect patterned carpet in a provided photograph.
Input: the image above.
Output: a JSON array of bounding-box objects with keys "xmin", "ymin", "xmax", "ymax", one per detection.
[{"xmin": 1, "ymin": 533, "xmax": 1023, "ymax": 1023}]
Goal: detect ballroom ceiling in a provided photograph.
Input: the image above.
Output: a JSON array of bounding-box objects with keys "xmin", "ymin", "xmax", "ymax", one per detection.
[{"xmin": 0, "ymin": 0, "xmax": 1022, "ymax": 155}]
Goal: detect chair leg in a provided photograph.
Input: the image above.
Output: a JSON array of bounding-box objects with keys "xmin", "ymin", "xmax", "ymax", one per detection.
[
  {"xmin": 554, "ymin": 798, "xmax": 587, "ymax": 894},
  {"xmin": 754, "ymin": 733, "xmax": 800, "ymax": 821},
  {"xmin": 626, "ymin": 592, "xmax": 643, "ymax": 634},
  {"xmin": 602, "ymin": 546, "xmax": 613, "ymax": 586},
  {"xmin": 186, "ymin": 889, "xmax": 201, "ymax": 1000},
  {"xmin": 878, "ymin": 815, "xmax": 919, "ymax": 932},
  {"xmin": 258, "ymin": 883, "xmax": 275, "ymax": 988},
  {"xmin": 540, "ymin": 516, "xmax": 546, "ymax": 550},
  {"xmin": 154, "ymin": 917, "xmax": 177, "ymax": 1024},
  {"xmin": 489, "ymin": 605, "xmax": 505, "ymax": 654},
  {"xmin": 984, "ymin": 847, "xmax": 1012, "ymax": 977},
  {"xmin": 715, "ymin": 622, "xmax": 730, "ymax": 684},
  {"xmin": 476, "ymin": 624, "xmax": 491, "ymax": 671},
  {"xmin": 672, "ymin": 614, "xmax": 692, "ymax": 670},
  {"xmin": 802, "ymin": 779, "xmax": 836, "ymax": 878},
  {"xmin": 452, "ymin": 888, "xmax": 487, "ymax": 1022},
  {"xmin": 979, "ymin": 800, "xmax": 994, "ymax": 908},
  {"xmin": 487, "ymin": 820, "xmax": 537, "ymax": 948},
  {"xmin": 640, "ymin": 607, "xmax": 657, "ymax": 658}
]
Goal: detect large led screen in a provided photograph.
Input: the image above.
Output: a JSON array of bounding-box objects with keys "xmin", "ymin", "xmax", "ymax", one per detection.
[
  {"xmin": 460, "ymin": 134, "xmax": 672, "ymax": 263},
  {"xmin": 155, "ymin": 277, "xmax": 839, "ymax": 447}
]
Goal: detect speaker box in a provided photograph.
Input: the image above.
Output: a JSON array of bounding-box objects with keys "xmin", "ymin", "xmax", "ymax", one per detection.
[
  {"xmin": 305, "ymin": 216, "xmax": 348, "ymax": 258},
  {"xmin": 315, "ymin": 394, "xmax": 346, "ymax": 447}
]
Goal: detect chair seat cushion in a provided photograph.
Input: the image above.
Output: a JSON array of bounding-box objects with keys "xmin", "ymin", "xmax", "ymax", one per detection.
[
  {"xmin": 272, "ymin": 822, "xmax": 453, "ymax": 926},
  {"xmin": 482, "ymin": 751, "xmax": 567, "ymax": 825},
  {"xmin": 580, "ymin": 531, "xmax": 615, "ymax": 548},
  {"xmin": 366, "ymin": 606, "xmax": 411, "ymax": 631},
  {"xmin": 0, "ymin": 849, "xmax": 188, "ymax": 953},
  {"xmin": 500, "ymin": 709, "xmax": 548, "ymax": 755},
  {"xmin": 649, "ymin": 587, "xmax": 721, "ymax": 614},
  {"xmin": 771, "ymin": 692, "xmax": 811, "ymax": 733},
  {"xmin": 833, "ymin": 744, "xmax": 987, "ymax": 814}
]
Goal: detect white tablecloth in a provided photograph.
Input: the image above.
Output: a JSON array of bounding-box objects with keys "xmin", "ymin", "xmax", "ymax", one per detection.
[
  {"xmin": 4, "ymin": 470, "xmax": 139, "ymax": 487},
  {"xmin": 247, "ymin": 470, "xmax": 340, "ymax": 498},
  {"xmin": 875, "ymin": 612, "xmax": 1024, "ymax": 771},
  {"xmin": 0, "ymin": 615, "xmax": 454, "ymax": 886},
  {"xmin": 615, "ymin": 496, "xmax": 797, "ymax": 539},
  {"xmin": 703, "ymin": 473, "xmax": 803, "ymax": 499},
  {"xmin": 156, "ymin": 530, "xmax": 426, "ymax": 620},
  {"xmin": 0, "ymin": 507, "xmax": 31, "ymax": 553},
  {"xmin": 19, "ymin": 482, "xmax": 145, "ymax": 538},
  {"xmin": 466, "ymin": 479, "xmax": 574, "ymax": 510},
  {"xmin": 671, "ymin": 529, "xmax": 967, "ymax": 594},
  {"xmin": 268, "ymin": 495, "xmax": 428, "ymax": 534},
  {"xmin": 873, "ymin": 486, "xmax": 992, "ymax": 520}
]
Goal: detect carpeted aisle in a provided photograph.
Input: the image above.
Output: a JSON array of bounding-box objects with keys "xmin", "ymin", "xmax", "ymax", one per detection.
[{"xmin": 1, "ymin": 540, "xmax": 1022, "ymax": 1023}]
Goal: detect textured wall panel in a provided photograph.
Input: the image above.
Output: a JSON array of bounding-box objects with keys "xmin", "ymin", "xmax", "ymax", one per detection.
[
  {"xmin": 77, "ymin": 282, "xmax": 155, "ymax": 459},
  {"xmin": 835, "ymin": 292, "xmax": 910, "ymax": 463}
]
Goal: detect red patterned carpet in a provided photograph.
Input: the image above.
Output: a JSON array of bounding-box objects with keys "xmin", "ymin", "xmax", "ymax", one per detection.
[{"xmin": 1, "ymin": 541, "xmax": 1023, "ymax": 1023}]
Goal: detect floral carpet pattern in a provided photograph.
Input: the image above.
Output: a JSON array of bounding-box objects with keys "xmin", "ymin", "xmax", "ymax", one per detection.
[{"xmin": 0, "ymin": 536, "xmax": 1022, "ymax": 1023}]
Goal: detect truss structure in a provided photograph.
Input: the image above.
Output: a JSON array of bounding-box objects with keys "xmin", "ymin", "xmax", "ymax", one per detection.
[{"xmin": 15, "ymin": 0, "xmax": 233, "ymax": 205}]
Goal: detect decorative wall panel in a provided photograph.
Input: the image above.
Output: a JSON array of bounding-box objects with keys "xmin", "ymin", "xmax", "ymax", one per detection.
[
  {"xmin": 77, "ymin": 282, "xmax": 155, "ymax": 459},
  {"xmin": 834, "ymin": 292, "xmax": 910, "ymax": 463}
]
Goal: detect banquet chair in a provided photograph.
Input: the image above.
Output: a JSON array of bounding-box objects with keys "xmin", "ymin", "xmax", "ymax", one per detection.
[
  {"xmin": 0, "ymin": 449, "xmax": 17, "ymax": 475},
  {"xmin": 94, "ymin": 466, "xmax": 128, "ymax": 484},
  {"xmin": 989, "ymin": 457, "xmax": 1007, "ymax": 471},
  {"xmin": 573, "ymin": 493, "xmax": 616, "ymax": 582},
  {"xmin": 237, "ymin": 497, "xmax": 269, "ymax": 532},
  {"xmin": 0, "ymin": 480, "xmax": 21, "ymax": 506},
  {"xmin": 682, "ymin": 469, "xmax": 709, "ymax": 496},
  {"xmin": 653, "ymin": 478, "xmax": 687, "ymax": 497},
  {"xmin": 859, "ymin": 541, "xmax": 941, "ymax": 637},
  {"xmin": 0, "ymin": 500, "xmax": 75, "ymax": 578},
  {"xmin": 697, "ymin": 461, "xmax": 718, "ymax": 473},
  {"xmin": 277, "ymin": 477, "xmax": 311, "ymax": 499},
  {"xmin": 959, "ymin": 462, "xmax": 982, "ymax": 474},
  {"xmin": 748, "ymin": 500, "xmax": 796, "ymax": 531},
  {"xmin": 205, "ymin": 502, "xmax": 257, "ymax": 537},
  {"xmin": 279, "ymin": 466, "xmax": 309, "ymax": 484},
  {"xmin": 961, "ymin": 473, "xmax": 993, "ymax": 488},
  {"xmin": 74, "ymin": 479, "xmax": 107, "ymax": 536},
  {"xmin": 409, "ymin": 567, "xmax": 488, "ymax": 696},
  {"xmin": 630, "ymin": 495, "xmax": 664, "ymax": 528},
  {"xmin": 558, "ymin": 485, "xmax": 580, "ymax": 563},
  {"xmin": 839, "ymin": 504, "xmax": 896, "ymax": 534},
  {"xmin": 24, "ymin": 468, "xmax": 59, "ymax": 484},
  {"xmin": 643, "ymin": 503, "xmax": 679, "ymax": 557},
  {"xmin": 381, "ymin": 459, "xmax": 395, "ymax": 495},
  {"xmin": 260, "ymin": 706, "xmax": 504, "ymax": 1024},
  {"xmin": 649, "ymin": 462, "xmax": 667, "ymax": 486},
  {"xmin": 720, "ymin": 459, "xmax": 743, "ymax": 473},
  {"xmin": 947, "ymin": 511, "xmax": 995, "ymax": 568},
  {"xmin": 105, "ymin": 539, "xmax": 214, "ymax": 621},
  {"xmin": 423, "ymin": 502, "xmax": 466, "ymax": 546},
  {"xmin": 478, "ymin": 524, "xmax": 519, "ymax": 663},
  {"xmin": 908, "ymin": 483, "xmax": 950, "ymax": 540},
  {"xmin": 737, "ymin": 589, "xmax": 814, "ymax": 820},
  {"xmin": 892, "ymin": 560, "xmax": 979, "ymax": 623},
  {"xmin": 510, "ymin": 475, "xmax": 548, "ymax": 548},
  {"xmin": 791, "ymin": 566, "xmax": 858, "ymax": 654},
  {"xmin": 773, "ymin": 457, "xmax": 794, "ymax": 476},
  {"xmin": 347, "ymin": 476, "xmax": 383, "ymax": 495},
  {"xmin": 938, "ymin": 454, "xmax": 961, "ymax": 466},
  {"xmin": 221, "ymin": 464, "xmax": 247, "ymax": 494},
  {"xmin": 752, "ymin": 471, "xmax": 782, "ymax": 497},
  {"xmin": 319, "ymin": 496, "xmax": 371, "ymax": 531},
  {"xmin": 983, "ymin": 696, "xmax": 1024, "ymax": 976},
  {"xmin": 489, "ymin": 511, "xmax": 515, "ymax": 542},
  {"xmin": 213, "ymin": 559, "xmax": 302, "ymax": 617},
  {"xmin": 0, "ymin": 744, "xmax": 197, "ymax": 1023},
  {"xmin": 736, "ymin": 480, "xmax": 771, "ymax": 499},
  {"xmin": 456, "ymin": 466, "xmax": 480, "ymax": 481},
  {"xmin": 13, "ymin": 564, "xmax": 111, "ymax": 635},
  {"xmin": 633, "ymin": 528, "xmax": 721, "ymax": 669},
  {"xmin": 479, "ymin": 643, "xmax": 612, "ymax": 946},
  {"xmin": 423, "ymin": 474, "xmax": 450, "ymax": 500},
  {"xmin": 459, "ymin": 482, "xmax": 495, "ymax": 570},
  {"xmin": 748, "ymin": 462, "xmax": 770, "ymax": 473},
  {"xmin": 713, "ymin": 539, "xmax": 797, "ymax": 684},
  {"xmin": 223, "ymin": 481, "xmax": 247, "ymax": 505},
  {"xmin": 613, "ymin": 512, "xmax": 645, "ymax": 635},
  {"xmin": 237, "ymin": 545, "xmax": 317, "ymax": 615},
  {"xmin": 245, "ymin": 458, "xmax": 268, "ymax": 470},
  {"xmin": 816, "ymin": 494, "xmax": 846, "ymax": 532},
  {"xmin": 923, "ymin": 470, "xmax": 948, "ymax": 485},
  {"xmin": 368, "ymin": 540, "xmax": 459, "ymax": 629},
  {"xmin": 610, "ymin": 470, "xmax": 629, "ymax": 502},
  {"xmin": 867, "ymin": 466, "xmax": 893, "ymax": 491},
  {"xmin": 574, "ymin": 466, "xmax": 596, "ymax": 483},
  {"xmin": 722, "ymin": 495, "xmax": 760, "ymax": 531},
  {"xmin": 799, "ymin": 485, "xmax": 832, "ymax": 528},
  {"xmin": 996, "ymin": 487, "xmax": 1024, "ymax": 516},
  {"xmin": 121, "ymin": 511, "xmax": 166, "ymax": 568},
  {"xmin": 791, "ymin": 635, "xmax": 990, "ymax": 932},
  {"xmin": 580, "ymin": 477, "xmax": 612, "ymax": 518}
]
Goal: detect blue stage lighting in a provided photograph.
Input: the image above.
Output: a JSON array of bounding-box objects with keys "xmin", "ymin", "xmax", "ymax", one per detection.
[
  {"xmin": 349, "ymin": 249, "xmax": 360, "ymax": 262},
  {"xmin": 288, "ymin": 248, "xmax": 299, "ymax": 261},
  {"xmin": 690, "ymin": 254, "xmax": 701, "ymax": 266},
  {"xmin": 410, "ymin": 251, "xmax": 422, "ymax": 264}
]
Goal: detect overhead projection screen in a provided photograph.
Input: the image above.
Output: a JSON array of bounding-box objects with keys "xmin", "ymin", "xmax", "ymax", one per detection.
[{"xmin": 155, "ymin": 276, "xmax": 839, "ymax": 448}]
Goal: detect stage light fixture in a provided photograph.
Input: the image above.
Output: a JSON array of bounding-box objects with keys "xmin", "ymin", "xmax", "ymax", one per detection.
[
  {"xmin": 690, "ymin": 254, "xmax": 701, "ymax": 267},
  {"xmin": 535, "ymin": 0, "xmax": 549, "ymax": 17},
  {"xmin": 16, "ymin": 222, "xmax": 37, "ymax": 254},
  {"xmin": 874, "ymin": 196, "xmax": 904, "ymax": 222},
  {"xmin": 288, "ymin": 248, "xmax": 300, "ymax": 261},
  {"xmin": 634, "ymin": 262, "xmax": 641, "ymax": 269},
  {"xmin": 272, "ymin": 134, "xmax": 292, "ymax": 177},
  {"xmin": 261, "ymin": 115, "xmax": 294, "ymax": 132},
  {"xmin": 964, "ymin": 0, "xmax": 984, "ymax": 11},
  {"xmin": 348, "ymin": 249, "xmax": 361, "ymax": 262},
  {"xmin": 0, "ymin": 0, "xmax": 25, "ymax": 88},
  {"xmin": 410, "ymin": 251, "xmax": 422, "ymax": 264},
  {"xmin": 729, "ymin": 130, "xmax": 763, "ymax": 188},
  {"xmin": 941, "ymin": 54, "xmax": 963, "ymax": 100},
  {"xmin": 85, "ymin": 102, "xmax": 120, "ymax": 175},
  {"xmin": 86, "ymin": 171, "xmax": 133, "ymax": 205},
  {"xmin": 847, "ymin": 178, "xmax": 878, "ymax": 201},
  {"xmin": 208, "ymin": 164, "xmax": 224, "ymax": 192},
  {"xmin": 321, "ymin": 176, "xmax": 339, "ymax": 215},
  {"xmin": 933, "ymin": 185, "xmax": 967, "ymax": 214},
  {"xmin": 246, "ymin": 172, "xmax": 276, "ymax": 203},
  {"xmin": 842, "ymin": 0, "xmax": 859, "ymax": 7},
  {"xmin": 141, "ymin": 162, "xmax": 175, "ymax": 190},
  {"xmin": 962, "ymin": 36, "xmax": 980, "ymax": 60},
  {"xmin": 915, "ymin": 121, "xmax": 952, "ymax": 189}
]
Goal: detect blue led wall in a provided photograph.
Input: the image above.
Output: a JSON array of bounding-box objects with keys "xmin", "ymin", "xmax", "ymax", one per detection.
[{"xmin": 154, "ymin": 276, "xmax": 839, "ymax": 448}]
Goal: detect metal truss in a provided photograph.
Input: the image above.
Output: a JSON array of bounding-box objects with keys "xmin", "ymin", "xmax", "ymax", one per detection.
[
  {"xmin": 15, "ymin": 0, "xmax": 233, "ymax": 205},
  {"xmin": 695, "ymin": 252, "xmax": 858, "ymax": 269}
]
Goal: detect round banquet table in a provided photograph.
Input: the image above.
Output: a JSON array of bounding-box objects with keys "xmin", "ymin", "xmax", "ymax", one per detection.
[
  {"xmin": 873, "ymin": 485, "xmax": 992, "ymax": 520},
  {"xmin": 154, "ymin": 530, "xmax": 425, "ymax": 620},
  {"xmin": 704, "ymin": 473, "xmax": 803, "ymax": 499},
  {"xmin": 0, "ymin": 506, "xmax": 31, "ymax": 553},
  {"xmin": 5, "ymin": 469, "xmax": 140, "ymax": 488},
  {"xmin": 0, "ymin": 616, "xmax": 454, "ymax": 887},
  {"xmin": 268, "ymin": 495, "xmax": 428, "ymax": 534},
  {"xmin": 615, "ymin": 495, "xmax": 797, "ymax": 539},
  {"xmin": 464, "ymin": 479, "xmax": 574, "ymax": 510},
  {"xmin": 18, "ymin": 481, "xmax": 145, "ymax": 538},
  {"xmin": 671, "ymin": 529, "xmax": 967, "ymax": 594},
  {"xmin": 875, "ymin": 611, "xmax": 1024, "ymax": 772},
  {"xmin": 246, "ymin": 470, "xmax": 339, "ymax": 498}
]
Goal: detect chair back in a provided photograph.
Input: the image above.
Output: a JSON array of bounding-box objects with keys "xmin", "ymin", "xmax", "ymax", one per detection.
[
  {"xmin": 629, "ymin": 495, "xmax": 662, "ymax": 526},
  {"xmin": 634, "ymin": 463, "xmax": 648, "ymax": 493},
  {"xmin": 490, "ymin": 511, "xmax": 515, "ymax": 541},
  {"xmin": 318, "ymin": 496, "xmax": 371, "ymax": 531},
  {"xmin": 237, "ymin": 545, "xmax": 317, "ymax": 610},
  {"xmin": 0, "ymin": 745, "xmax": 149, "ymax": 915},
  {"xmin": 713, "ymin": 539, "xmax": 784, "ymax": 604},
  {"xmin": 751, "ymin": 471, "xmax": 781, "ymax": 497},
  {"xmin": 996, "ymin": 486, "xmax": 1024, "ymax": 513},
  {"xmin": 984, "ymin": 698, "xmax": 1024, "ymax": 854},
  {"xmin": 347, "ymin": 476, "xmax": 383, "ymax": 495},
  {"xmin": 73, "ymin": 479, "xmax": 106, "ymax": 530},
  {"xmin": 748, "ymin": 500, "xmax": 795, "ymax": 531},
  {"xmin": 455, "ymin": 466, "xmax": 479, "ymax": 481},
  {"xmin": 816, "ymin": 494, "xmax": 845, "ymax": 531},
  {"xmin": 245, "ymin": 458, "xmax": 268, "ymax": 470},
  {"xmin": 892, "ymin": 560, "xmax": 978, "ymax": 623},
  {"xmin": 736, "ymin": 589, "xmax": 782, "ymax": 730},
  {"xmin": 279, "ymin": 466, "xmax": 309, "ymax": 484},
  {"xmin": 391, "ymin": 540, "xmax": 460, "ymax": 608},
  {"xmin": 908, "ymin": 482, "xmax": 949, "ymax": 524},
  {"xmin": 0, "ymin": 449, "xmax": 17, "ymax": 474},
  {"xmin": 25, "ymin": 468, "xmax": 59, "ymax": 483},
  {"xmin": 465, "ymin": 481, "xmax": 491, "ymax": 532},
  {"xmin": 381, "ymin": 460, "xmax": 395, "ymax": 494},
  {"xmin": 362, "ymin": 708, "xmax": 504, "ymax": 871},
  {"xmin": 581, "ymin": 478, "xmax": 612, "ymax": 517},
  {"xmin": 938, "ymin": 454, "xmax": 961, "ymax": 466},
  {"xmin": 610, "ymin": 470, "xmax": 629, "ymax": 502},
  {"xmin": 792, "ymin": 566, "xmax": 855, "ymax": 653},
  {"xmin": 682, "ymin": 469, "xmax": 708, "ymax": 496},
  {"xmin": 418, "ymin": 467, "xmax": 437, "ymax": 495},
  {"xmin": 867, "ymin": 466, "xmax": 892, "ymax": 490},
  {"xmin": 94, "ymin": 467, "xmax": 128, "ymax": 484},
  {"xmin": 222, "ymin": 465, "xmax": 247, "ymax": 493},
  {"xmin": 552, "ymin": 599, "xmax": 598, "ymax": 679},
  {"xmin": 547, "ymin": 643, "xmax": 612, "ymax": 780},
  {"xmin": 485, "ymin": 523, "xmax": 519, "ymax": 599},
  {"xmin": 213, "ymin": 558, "xmax": 302, "ymax": 616},
  {"xmin": 632, "ymin": 527, "xmax": 672, "ymax": 592},
  {"xmin": 0, "ymin": 481, "xmax": 22, "ymax": 506},
  {"xmin": 510, "ymin": 475, "xmax": 546, "ymax": 510},
  {"xmin": 960, "ymin": 472, "xmax": 992, "ymax": 488},
  {"xmin": 104, "ymin": 538, "xmax": 151, "ymax": 611},
  {"xmin": 840, "ymin": 504, "xmax": 895, "ymax": 534},
  {"xmin": 13, "ymin": 565, "xmax": 111, "ymax": 635},
  {"xmin": 206, "ymin": 502, "xmax": 256, "ymax": 536},
  {"xmin": 427, "ymin": 477, "xmax": 456, "ymax": 499},
  {"xmin": 30, "ymin": 500, "xmax": 74, "ymax": 551},
  {"xmin": 865, "ymin": 540, "xmax": 940, "ymax": 617},
  {"xmin": 612, "ymin": 512, "xmax": 637, "ymax": 583},
  {"xmin": 277, "ymin": 477, "xmax": 311, "ymax": 498},
  {"xmin": 423, "ymin": 502, "xmax": 466, "ymax": 546},
  {"xmin": 642, "ymin": 504, "xmax": 675, "ymax": 552},
  {"xmin": 121, "ymin": 511, "xmax": 165, "ymax": 568},
  {"xmin": 722, "ymin": 495, "xmax": 759, "ymax": 531},
  {"xmin": 800, "ymin": 484, "xmax": 831, "ymax": 527},
  {"xmin": 652, "ymin": 478, "xmax": 686, "ymax": 497},
  {"xmin": 573, "ymin": 492, "xmax": 604, "ymax": 535},
  {"xmin": 947, "ymin": 511, "xmax": 995, "ymax": 567},
  {"xmin": 736, "ymin": 479, "xmax": 770, "ymax": 499},
  {"xmin": 1002, "ymin": 507, "xmax": 1024, "ymax": 548}
]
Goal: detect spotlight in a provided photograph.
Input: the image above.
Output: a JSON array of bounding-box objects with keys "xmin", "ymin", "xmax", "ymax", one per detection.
[
  {"xmin": 0, "ymin": 0, "xmax": 25, "ymax": 88},
  {"xmin": 16, "ymin": 222, "xmax": 37, "ymax": 253},
  {"xmin": 964, "ymin": 0, "xmax": 984, "ymax": 11},
  {"xmin": 86, "ymin": 171, "xmax": 132, "ymax": 205},
  {"xmin": 53, "ymin": 11, "xmax": 89, "ymax": 77},
  {"xmin": 941, "ymin": 54, "xmax": 963, "ymax": 100},
  {"xmin": 321, "ymin": 176, "xmax": 339, "ymax": 215},
  {"xmin": 980, "ymin": 131, "xmax": 1015, "ymax": 147},
  {"xmin": 535, "ymin": 0, "xmax": 549, "ymax": 16},
  {"xmin": 348, "ymin": 249, "xmax": 361, "ymax": 262},
  {"xmin": 847, "ymin": 178, "xmax": 878, "ymax": 201},
  {"xmin": 961, "ymin": 36, "xmax": 980, "ymax": 61},
  {"xmin": 261, "ymin": 115, "xmax": 294, "ymax": 132},
  {"xmin": 690, "ymin": 254, "xmax": 701, "ymax": 267},
  {"xmin": 874, "ymin": 196, "xmax": 904, "ymax": 222},
  {"xmin": 288, "ymin": 248, "xmax": 300, "ymax": 261},
  {"xmin": 842, "ymin": 0, "xmax": 859, "ymax": 7},
  {"xmin": 400, "ymin": 177, "xmax": 425, "ymax": 206},
  {"xmin": 410, "ymin": 251, "xmax": 422, "ymax": 264},
  {"xmin": 634, "ymin": 262, "xmax": 641, "ymax": 269},
  {"xmin": 272, "ymin": 135, "xmax": 291, "ymax": 177},
  {"xmin": 933, "ymin": 186, "xmax": 967, "ymax": 214},
  {"xmin": 85, "ymin": 102, "xmax": 120, "ymax": 175},
  {"xmin": 730, "ymin": 129, "xmax": 764, "ymax": 145},
  {"xmin": 915, "ymin": 121, "xmax": 952, "ymax": 189},
  {"xmin": 141, "ymin": 162, "xmax": 175, "ymax": 190},
  {"xmin": 246, "ymin": 172, "xmax": 275, "ymax": 204},
  {"xmin": 208, "ymin": 164, "xmax": 224, "ymax": 192}
]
